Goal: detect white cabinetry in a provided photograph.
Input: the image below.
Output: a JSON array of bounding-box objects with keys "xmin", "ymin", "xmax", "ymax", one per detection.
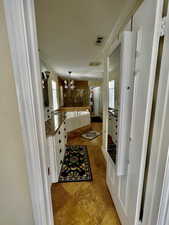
[
  {"xmin": 65, "ymin": 112, "xmax": 90, "ymax": 132},
  {"xmin": 46, "ymin": 111, "xmax": 90, "ymax": 184},
  {"xmin": 47, "ymin": 122, "xmax": 67, "ymax": 183}
]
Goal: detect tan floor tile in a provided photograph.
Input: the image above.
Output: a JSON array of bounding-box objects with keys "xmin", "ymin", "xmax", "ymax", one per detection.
[{"xmin": 51, "ymin": 122, "xmax": 121, "ymax": 225}]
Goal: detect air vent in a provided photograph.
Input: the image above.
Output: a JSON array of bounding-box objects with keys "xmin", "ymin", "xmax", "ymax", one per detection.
[
  {"xmin": 89, "ymin": 62, "xmax": 101, "ymax": 67},
  {"xmin": 95, "ymin": 35, "xmax": 104, "ymax": 46}
]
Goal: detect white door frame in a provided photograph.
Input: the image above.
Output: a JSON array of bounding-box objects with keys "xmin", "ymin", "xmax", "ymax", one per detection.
[
  {"xmin": 3, "ymin": 1, "xmax": 54, "ymax": 225},
  {"xmin": 3, "ymin": 0, "xmax": 169, "ymax": 225},
  {"xmin": 157, "ymin": 148, "xmax": 169, "ymax": 225},
  {"xmin": 142, "ymin": 2, "xmax": 169, "ymax": 224}
]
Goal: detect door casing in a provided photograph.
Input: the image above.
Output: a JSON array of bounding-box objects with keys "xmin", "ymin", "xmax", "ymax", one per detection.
[{"xmin": 3, "ymin": 1, "xmax": 54, "ymax": 225}]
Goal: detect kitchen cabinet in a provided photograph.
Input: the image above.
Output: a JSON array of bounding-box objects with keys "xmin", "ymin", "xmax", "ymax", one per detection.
[
  {"xmin": 47, "ymin": 122, "xmax": 67, "ymax": 183},
  {"xmin": 46, "ymin": 111, "xmax": 90, "ymax": 184}
]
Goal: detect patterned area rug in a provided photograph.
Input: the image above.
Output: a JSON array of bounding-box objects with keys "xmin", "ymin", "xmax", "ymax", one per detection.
[
  {"xmin": 81, "ymin": 130, "xmax": 101, "ymax": 140},
  {"xmin": 58, "ymin": 145, "xmax": 92, "ymax": 183}
]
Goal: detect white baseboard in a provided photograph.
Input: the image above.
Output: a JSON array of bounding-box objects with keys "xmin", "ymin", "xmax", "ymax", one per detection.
[{"xmin": 101, "ymin": 145, "xmax": 107, "ymax": 162}]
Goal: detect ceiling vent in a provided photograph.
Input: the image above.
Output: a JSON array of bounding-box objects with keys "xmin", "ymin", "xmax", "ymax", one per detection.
[
  {"xmin": 95, "ymin": 35, "xmax": 104, "ymax": 46},
  {"xmin": 89, "ymin": 62, "xmax": 101, "ymax": 67}
]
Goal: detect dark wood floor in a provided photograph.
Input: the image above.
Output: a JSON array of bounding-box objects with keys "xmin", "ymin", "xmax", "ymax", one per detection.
[{"xmin": 51, "ymin": 122, "xmax": 121, "ymax": 225}]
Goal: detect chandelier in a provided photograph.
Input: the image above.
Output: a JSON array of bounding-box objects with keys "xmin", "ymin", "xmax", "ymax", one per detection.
[{"xmin": 64, "ymin": 71, "xmax": 75, "ymax": 90}]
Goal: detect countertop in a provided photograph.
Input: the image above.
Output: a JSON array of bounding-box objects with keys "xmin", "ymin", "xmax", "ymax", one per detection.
[
  {"xmin": 59, "ymin": 106, "xmax": 91, "ymax": 112},
  {"xmin": 45, "ymin": 111, "xmax": 90, "ymax": 136}
]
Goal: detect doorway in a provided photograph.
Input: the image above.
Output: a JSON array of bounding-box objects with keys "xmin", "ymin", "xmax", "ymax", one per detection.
[
  {"xmin": 35, "ymin": 6, "xmax": 120, "ymax": 223},
  {"xmin": 4, "ymin": 0, "xmax": 169, "ymax": 225}
]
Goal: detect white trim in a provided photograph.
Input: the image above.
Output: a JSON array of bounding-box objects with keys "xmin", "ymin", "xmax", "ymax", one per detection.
[
  {"xmin": 157, "ymin": 147, "xmax": 169, "ymax": 225},
  {"xmin": 102, "ymin": 56, "xmax": 109, "ymax": 157},
  {"xmin": 102, "ymin": 0, "xmax": 143, "ymax": 55},
  {"xmin": 116, "ymin": 31, "xmax": 137, "ymax": 176},
  {"xmin": 3, "ymin": 1, "xmax": 54, "ymax": 225},
  {"xmin": 133, "ymin": 0, "xmax": 165, "ymax": 223},
  {"xmin": 141, "ymin": 1, "xmax": 169, "ymax": 224},
  {"xmin": 106, "ymin": 39, "xmax": 121, "ymax": 57},
  {"xmin": 101, "ymin": 145, "xmax": 107, "ymax": 161}
]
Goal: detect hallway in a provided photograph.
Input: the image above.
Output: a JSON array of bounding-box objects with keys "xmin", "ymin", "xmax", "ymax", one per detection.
[{"xmin": 51, "ymin": 123, "xmax": 121, "ymax": 225}]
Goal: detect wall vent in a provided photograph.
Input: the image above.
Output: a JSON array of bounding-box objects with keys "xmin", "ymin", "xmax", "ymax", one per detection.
[{"xmin": 95, "ymin": 35, "xmax": 104, "ymax": 46}]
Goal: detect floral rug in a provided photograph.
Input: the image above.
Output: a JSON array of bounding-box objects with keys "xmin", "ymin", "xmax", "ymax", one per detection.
[{"xmin": 58, "ymin": 145, "xmax": 92, "ymax": 183}]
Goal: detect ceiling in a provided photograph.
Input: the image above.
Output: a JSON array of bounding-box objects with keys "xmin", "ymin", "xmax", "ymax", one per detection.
[{"xmin": 35, "ymin": 0, "xmax": 138, "ymax": 80}]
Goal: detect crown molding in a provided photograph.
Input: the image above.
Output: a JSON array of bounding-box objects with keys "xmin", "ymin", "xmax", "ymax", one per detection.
[{"xmin": 102, "ymin": 0, "xmax": 143, "ymax": 56}]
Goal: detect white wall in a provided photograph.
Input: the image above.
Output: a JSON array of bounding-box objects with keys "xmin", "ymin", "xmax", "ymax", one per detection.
[{"xmin": 0, "ymin": 1, "xmax": 34, "ymax": 225}]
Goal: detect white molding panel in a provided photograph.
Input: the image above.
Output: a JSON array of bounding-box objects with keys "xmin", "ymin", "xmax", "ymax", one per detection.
[
  {"xmin": 157, "ymin": 147, "xmax": 169, "ymax": 225},
  {"xmin": 3, "ymin": 1, "xmax": 54, "ymax": 225},
  {"xmin": 104, "ymin": 0, "xmax": 165, "ymax": 224},
  {"xmin": 142, "ymin": 3, "xmax": 169, "ymax": 224},
  {"xmin": 117, "ymin": 31, "xmax": 137, "ymax": 176}
]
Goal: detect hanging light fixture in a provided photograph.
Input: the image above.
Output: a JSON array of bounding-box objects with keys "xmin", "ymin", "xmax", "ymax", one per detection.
[
  {"xmin": 64, "ymin": 71, "xmax": 75, "ymax": 90},
  {"xmin": 64, "ymin": 79, "xmax": 68, "ymax": 89}
]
